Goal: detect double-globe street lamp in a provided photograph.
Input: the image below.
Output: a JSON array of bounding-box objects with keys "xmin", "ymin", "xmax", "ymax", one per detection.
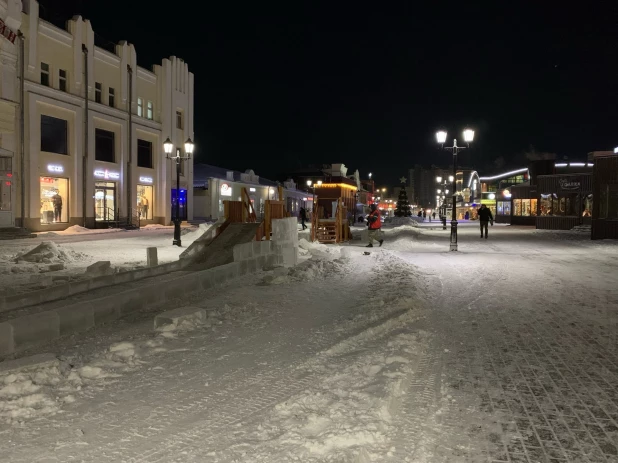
[
  {"xmin": 163, "ymin": 137, "xmax": 194, "ymax": 247},
  {"xmin": 436, "ymin": 128, "xmax": 475, "ymax": 251}
]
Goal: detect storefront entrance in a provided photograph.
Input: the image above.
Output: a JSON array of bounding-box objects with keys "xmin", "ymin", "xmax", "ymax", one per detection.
[{"xmin": 95, "ymin": 182, "xmax": 116, "ymax": 222}]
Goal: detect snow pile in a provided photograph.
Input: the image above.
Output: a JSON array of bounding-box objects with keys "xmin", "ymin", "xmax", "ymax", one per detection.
[
  {"xmin": 14, "ymin": 241, "xmax": 86, "ymax": 264},
  {"xmin": 226, "ymin": 331, "xmax": 429, "ymax": 461},
  {"xmin": 298, "ymin": 238, "xmax": 341, "ymax": 257},
  {"xmin": 288, "ymin": 258, "xmax": 348, "ymax": 281},
  {"xmin": 0, "ymin": 360, "xmax": 70, "ymax": 424},
  {"xmin": 383, "ymin": 217, "xmax": 421, "ymax": 227}
]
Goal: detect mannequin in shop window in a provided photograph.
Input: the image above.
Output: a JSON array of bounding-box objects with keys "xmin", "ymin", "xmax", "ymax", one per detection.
[
  {"xmin": 138, "ymin": 194, "xmax": 149, "ymax": 219},
  {"xmin": 52, "ymin": 190, "xmax": 63, "ymax": 222}
]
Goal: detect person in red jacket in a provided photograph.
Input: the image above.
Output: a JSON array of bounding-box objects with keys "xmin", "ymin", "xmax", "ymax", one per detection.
[{"xmin": 366, "ymin": 204, "xmax": 384, "ymax": 248}]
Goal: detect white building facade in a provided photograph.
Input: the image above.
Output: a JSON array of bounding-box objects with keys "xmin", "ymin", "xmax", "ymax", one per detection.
[{"xmin": 0, "ymin": 0, "xmax": 194, "ymax": 231}]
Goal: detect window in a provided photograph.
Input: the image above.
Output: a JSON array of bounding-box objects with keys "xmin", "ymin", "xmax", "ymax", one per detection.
[
  {"xmin": 41, "ymin": 115, "xmax": 68, "ymax": 154},
  {"xmin": 176, "ymin": 111, "xmax": 183, "ymax": 129},
  {"xmin": 109, "ymin": 88, "xmax": 115, "ymax": 107},
  {"xmin": 137, "ymin": 98, "xmax": 143, "ymax": 117},
  {"xmin": 147, "ymin": 101, "xmax": 153, "ymax": 120},
  {"xmin": 41, "ymin": 62, "xmax": 50, "ymax": 86},
  {"xmin": 513, "ymin": 199, "xmax": 535, "ymax": 216},
  {"xmin": 95, "ymin": 129, "xmax": 115, "ymax": 162},
  {"xmin": 95, "ymin": 82, "xmax": 102, "ymax": 103},
  {"xmin": 40, "ymin": 177, "xmax": 68, "ymax": 223},
  {"xmin": 59, "ymin": 69, "xmax": 67, "ymax": 92},
  {"xmin": 137, "ymin": 139, "xmax": 153, "ymax": 168},
  {"xmin": 137, "ymin": 184, "xmax": 153, "ymax": 219},
  {"xmin": 539, "ymin": 195, "xmax": 577, "ymax": 216}
]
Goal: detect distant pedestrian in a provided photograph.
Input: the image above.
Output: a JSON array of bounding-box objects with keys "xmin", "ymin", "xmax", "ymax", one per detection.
[
  {"xmin": 422, "ymin": 211, "xmax": 427, "ymax": 221},
  {"xmin": 366, "ymin": 204, "xmax": 383, "ymax": 248},
  {"xmin": 299, "ymin": 207, "xmax": 308, "ymax": 230},
  {"xmin": 478, "ymin": 204, "xmax": 494, "ymax": 239},
  {"xmin": 465, "ymin": 211, "xmax": 470, "ymax": 220},
  {"xmin": 432, "ymin": 212, "xmax": 436, "ymax": 220}
]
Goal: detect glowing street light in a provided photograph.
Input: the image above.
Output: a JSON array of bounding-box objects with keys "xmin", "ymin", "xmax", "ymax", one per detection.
[{"xmin": 436, "ymin": 130, "xmax": 447, "ymax": 144}]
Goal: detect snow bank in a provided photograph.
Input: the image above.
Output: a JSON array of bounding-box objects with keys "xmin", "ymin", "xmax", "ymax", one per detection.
[
  {"xmin": 383, "ymin": 217, "xmax": 421, "ymax": 227},
  {"xmin": 38, "ymin": 225, "xmax": 123, "ymax": 236}
]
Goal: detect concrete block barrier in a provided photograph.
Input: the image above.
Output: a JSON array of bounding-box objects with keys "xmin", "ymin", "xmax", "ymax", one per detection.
[
  {"xmin": 56, "ymin": 303, "xmax": 94, "ymax": 336},
  {"xmin": 0, "ymin": 220, "xmax": 303, "ymax": 359},
  {"xmin": 10, "ymin": 311, "xmax": 60, "ymax": 352}
]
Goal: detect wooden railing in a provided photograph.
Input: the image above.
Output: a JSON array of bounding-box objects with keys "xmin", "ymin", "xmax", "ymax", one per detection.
[{"xmin": 242, "ymin": 188, "xmax": 257, "ymax": 222}]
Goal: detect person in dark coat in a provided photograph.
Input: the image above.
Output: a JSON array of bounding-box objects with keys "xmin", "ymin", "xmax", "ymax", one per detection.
[
  {"xmin": 299, "ymin": 207, "xmax": 308, "ymax": 230},
  {"xmin": 477, "ymin": 204, "xmax": 494, "ymax": 239}
]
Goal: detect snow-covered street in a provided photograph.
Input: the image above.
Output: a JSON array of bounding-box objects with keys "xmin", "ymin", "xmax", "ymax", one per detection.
[{"xmin": 1, "ymin": 224, "xmax": 617, "ymax": 462}]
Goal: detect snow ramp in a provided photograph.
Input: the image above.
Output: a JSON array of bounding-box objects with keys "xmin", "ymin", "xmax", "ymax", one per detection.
[{"xmin": 186, "ymin": 222, "xmax": 261, "ymax": 270}]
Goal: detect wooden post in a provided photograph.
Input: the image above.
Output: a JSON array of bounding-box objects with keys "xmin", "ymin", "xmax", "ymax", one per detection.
[
  {"xmin": 224, "ymin": 200, "xmax": 230, "ymax": 219},
  {"xmin": 264, "ymin": 200, "xmax": 271, "ymax": 240}
]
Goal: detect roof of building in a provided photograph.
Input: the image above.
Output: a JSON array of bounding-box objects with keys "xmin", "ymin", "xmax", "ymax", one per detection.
[{"xmin": 193, "ymin": 164, "xmax": 278, "ymax": 189}]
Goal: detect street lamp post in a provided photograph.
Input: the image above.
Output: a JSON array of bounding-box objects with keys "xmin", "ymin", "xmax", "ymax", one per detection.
[
  {"xmin": 163, "ymin": 137, "xmax": 194, "ymax": 247},
  {"xmin": 436, "ymin": 128, "xmax": 475, "ymax": 251}
]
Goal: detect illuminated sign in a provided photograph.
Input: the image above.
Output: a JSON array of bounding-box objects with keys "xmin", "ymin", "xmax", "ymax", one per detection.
[
  {"xmin": 94, "ymin": 169, "xmax": 120, "ymax": 180},
  {"xmin": 47, "ymin": 164, "xmax": 64, "ymax": 173},
  {"xmin": 139, "ymin": 176, "xmax": 153, "ymax": 183},
  {"xmin": 220, "ymin": 183, "xmax": 232, "ymax": 197},
  {"xmin": 249, "ymin": 187, "xmax": 256, "ymax": 192}
]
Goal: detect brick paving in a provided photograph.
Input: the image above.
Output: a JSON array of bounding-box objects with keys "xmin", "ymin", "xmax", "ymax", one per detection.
[{"xmin": 406, "ymin": 233, "xmax": 618, "ymax": 463}]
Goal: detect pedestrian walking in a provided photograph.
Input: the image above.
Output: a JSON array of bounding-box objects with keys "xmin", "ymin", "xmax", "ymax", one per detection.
[
  {"xmin": 366, "ymin": 204, "xmax": 383, "ymax": 248},
  {"xmin": 478, "ymin": 204, "xmax": 494, "ymax": 239},
  {"xmin": 432, "ymin": 211, "xmax": 436, "ymax": 220},
  {"xmin": 422, "ymin": 210, "xmax": 427, "ymax": 221},
  {"xmin": 299, "ymin": 207, "xmax": 308, "ymax": 230}
]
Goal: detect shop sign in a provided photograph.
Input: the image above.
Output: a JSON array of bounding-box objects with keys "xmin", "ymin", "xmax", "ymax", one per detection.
[
  {"xmin": 0, "ymin": 18, "xmax": 17, "ymax": 44},
  {"xmin": 249, "ymin": 187, "xmax": 256, "ymax": 192},
  {"xmin": 94, "ymin": 169, "xmax": 120, "ymax": 180},
  {"xmin": 220, "ymin": 182, "xmax": 232, "ymax": 197},
  {"xmin": 41, "ymin": 177, "xmax": 55, "ymax": 183},
  {"xmin": 47, "ymin": 164, "xmax": 64, "ymax": 173},
  {"xmin": 139, "ymin": 176, "xmax": 153, "ymax": 183},
  {"xmin": 559, "ymin": 178, "xmax": 580, "ymax": 191}
]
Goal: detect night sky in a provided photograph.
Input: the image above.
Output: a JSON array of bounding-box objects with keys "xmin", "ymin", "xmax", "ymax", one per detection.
[{"xmin": 42, "ymin": 1, "xmax": 617, "ymax": 186}]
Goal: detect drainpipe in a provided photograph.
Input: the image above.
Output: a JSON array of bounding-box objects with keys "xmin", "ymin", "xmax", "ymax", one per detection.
[
  {"xmin": 17, "ymin": 31, "xmax": 25, "ymax": 229},
  {"xmin": 82, "ymin": 44, "xmax": 88, "ymax": 227},
  {"xmin": 127, "ymin": 65, "xmax": 132, "ymax": 222}
]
